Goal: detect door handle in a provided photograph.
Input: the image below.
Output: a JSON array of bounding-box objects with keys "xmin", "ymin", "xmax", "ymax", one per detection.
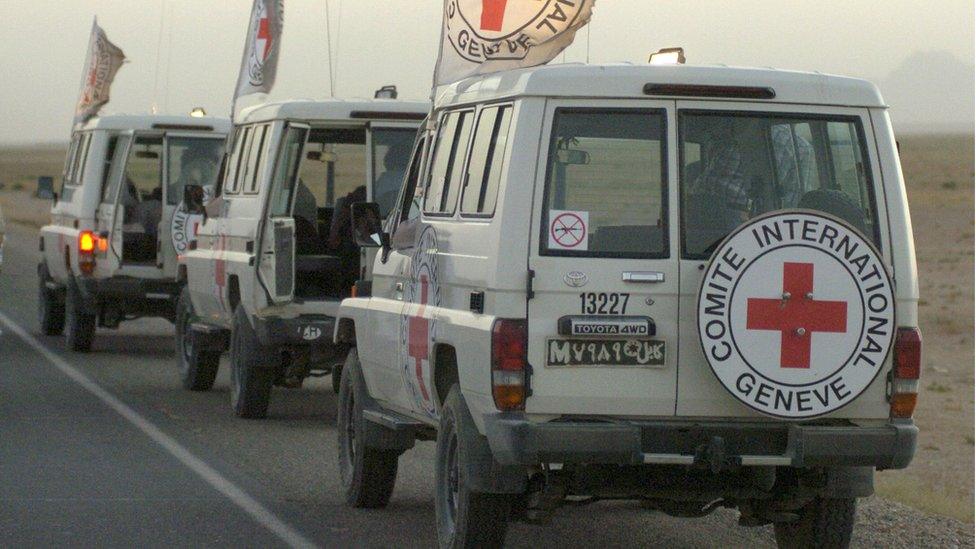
[{"xmin": 622, "ymin": 271, "xmax": 666, "ymax": 283}]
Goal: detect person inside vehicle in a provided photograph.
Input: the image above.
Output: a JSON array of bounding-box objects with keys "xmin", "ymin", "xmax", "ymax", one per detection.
[
  {"xmin": 687, "ymin": 118, "xmax": 753, "ymax": 234},
  {"xmin": 373, "ymin": 141, "xmax": 412, "ymax": 215},
  {"xmin": 173, "ymin": 143, "xmax": 221, "ymax": 196},
  {"xmin": 771, "ymin": 124, "xmax": 816, "ymax": 208}
]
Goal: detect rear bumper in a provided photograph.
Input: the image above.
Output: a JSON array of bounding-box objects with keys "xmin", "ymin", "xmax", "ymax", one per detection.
[
  {"xmin": 253, "ymin": 314, "xmax": 336, "ymax": 348},
  {"xmin": 482, "ymin": 415, "xmax": 917, "ymax": 470},
  {"xmin": 77, "ymin": 276, "xmax": 181, "ymax": 301}
]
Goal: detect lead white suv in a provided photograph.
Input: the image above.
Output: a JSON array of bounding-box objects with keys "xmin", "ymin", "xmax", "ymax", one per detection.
[
  {"xmin": 334, "ymin": 64, "xmax": 920, "ymax": 548},
  {"xmin": 38, "ymin": 114, "xmax": 230, "ymax": 351},
  {"xmin": 179, "ymin": 98, "xmax": 428, "ymax": 418}
]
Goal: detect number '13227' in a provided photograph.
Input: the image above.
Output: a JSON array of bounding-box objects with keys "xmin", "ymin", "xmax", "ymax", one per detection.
[{"xmin": 579, "ymin": 293, "xmax": 630, "ymax": 315}]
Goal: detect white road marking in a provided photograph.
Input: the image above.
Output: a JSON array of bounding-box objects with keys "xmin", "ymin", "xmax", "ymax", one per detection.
[{"xmin": 0, "ymin": 312, "xmax": 318, "ymax": 549}]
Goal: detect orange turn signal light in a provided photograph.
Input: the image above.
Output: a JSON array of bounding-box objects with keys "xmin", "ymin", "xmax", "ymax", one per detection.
[
  {"xmin": 890, "ymin": 392, "xmax": 918, "ymax": 419},
  {"xmin": 79, "ymin": 231, "xmax": 96, "ymax": 253}
]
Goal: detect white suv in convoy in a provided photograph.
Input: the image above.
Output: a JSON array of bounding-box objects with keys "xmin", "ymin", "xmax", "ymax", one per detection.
[
  {"xmin": 38, "ymin": 114, "xmax": 230, "ymax": 351},
  {"xmin": 179, "ymin": 98, "xmax": 428, "ymax": 418},
  {"xmin": 334, "ymin": 64, "xmax": 920, "ymax": 548}
]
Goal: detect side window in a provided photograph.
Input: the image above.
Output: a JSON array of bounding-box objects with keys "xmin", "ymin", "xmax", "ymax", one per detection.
[
  {"xmin": 101, "ymin": 136, "xmax": 127, "ymax": 203},
  {"xmin": 226, "ymin": 126, "xmax": 252, "ymax": 195},
  {"xmin": 68, "ymin": 133, "xmax": 92, "ymax": 186},
  {"xmin": 424, "ymin": 110, "xmax": 474, "ymax": 215},
  {"xmin": 244, "ymin": 124, "xmax": 269, "ymax": 194},
  {"xmin": 268, "ymin": 125, "xmax": 308, "ymax": 217},
  {"xmin": 460, "ymin": 105, "xmax": 513, "ymax": 216},
  {"xmin": 398, "ymin": 136, "xmax": 428, "ymax": 225}
]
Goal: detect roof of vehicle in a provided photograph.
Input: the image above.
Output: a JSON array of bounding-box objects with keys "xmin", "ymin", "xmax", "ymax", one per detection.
[
  {"xmin": 78, "ymin": 114, "xmax": 231, "ymax": 133},
  {"xmin": 434, "ymin": 63, "xmax": 887, "ymax": 109},
  {"xmin": 236, "ymin": 98, "xmax": 431, "ymax": 125}
]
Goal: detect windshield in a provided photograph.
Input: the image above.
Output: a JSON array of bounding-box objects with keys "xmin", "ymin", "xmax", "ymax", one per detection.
[
  {"xmin": 371, "ymin": 128, "xmax": 417, "ymax": 217},
  {"xmin": 166, "ymin": 137, "xmax": 224, "ymax": 205},
  {"xmin": 680, "ymin": 112, "xmax": 878, "ymax": 258}
]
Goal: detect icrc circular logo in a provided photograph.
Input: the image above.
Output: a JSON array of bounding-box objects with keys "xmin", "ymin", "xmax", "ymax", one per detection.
[
  {"xmin": 445, "ymin": 0, "xmax": 589, "ymax": 63},
  {"xmin": 697, "ymin": 211, "xmax": 895, "ymax": 419}
]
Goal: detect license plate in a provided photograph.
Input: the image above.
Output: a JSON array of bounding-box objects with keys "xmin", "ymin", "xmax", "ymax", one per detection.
[{"xmin": 546, "ymin": 338, "xmax": 666, "ymax": 368}]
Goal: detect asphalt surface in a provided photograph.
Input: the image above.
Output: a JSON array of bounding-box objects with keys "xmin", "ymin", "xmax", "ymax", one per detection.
[{"xmin": 0, "ymin": 222, "xmax": 971, "ymax": 548}]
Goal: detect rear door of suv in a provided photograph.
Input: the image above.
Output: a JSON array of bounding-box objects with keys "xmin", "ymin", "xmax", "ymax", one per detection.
[
  {"xmin": 526, "ymin": 100, "xmax": 680, "ymax": 417},
  {"xmin": 674, "ymin": 102, "xmax": 892, "ymax": 419}
]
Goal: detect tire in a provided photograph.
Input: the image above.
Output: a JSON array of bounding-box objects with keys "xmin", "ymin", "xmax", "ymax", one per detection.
[
  {"xmin": 337, "ymin": 349, "xmax": 399, "ymax": 508},
  {"xmin": 37, "ymin": 264, "xmax": 65, "ymax": 336},
  {"xmin": 229, "ymin": 306, "xmax": 275, "ymax": 419},
  {"xmin": 774, "ymin": 497, "xmax": 857, "ymax": 549},
  {"xmin": 175, "ymin": 287, "xmax": 220, "ymax": 391},
  {"xmin": 436, "ymin": 385, "xmax": 511, "ymax": 549},
  {"xmin": 64, "ymin": 280, "xmax": 96, "ymax": 352}
]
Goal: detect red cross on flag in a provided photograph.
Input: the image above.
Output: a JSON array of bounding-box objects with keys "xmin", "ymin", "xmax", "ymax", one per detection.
[
  {"xmin": 234, "ymin": 0, "xmax": 284, "ymax": 104},
  {"xmin": 74, "ymin": 18, "xmax": 126, "ymax": 125},
  {"xmin": 435, "ymin": 0, "xmax": 596, "ymax": 87}
]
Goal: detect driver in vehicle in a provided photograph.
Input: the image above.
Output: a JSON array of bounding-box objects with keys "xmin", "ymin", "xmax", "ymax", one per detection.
[{"xmin": 373, "ymin": 141, "xmax": 412, "ymax": 215}]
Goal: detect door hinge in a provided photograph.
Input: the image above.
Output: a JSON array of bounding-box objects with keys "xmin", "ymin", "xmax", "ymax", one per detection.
[{"xmin": 527, "ymin": 269, "xmax": 536, "ymax": 300}]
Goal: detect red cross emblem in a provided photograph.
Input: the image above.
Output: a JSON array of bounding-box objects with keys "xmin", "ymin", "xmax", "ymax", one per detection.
[
  {"xmin": 407, "ymin": 274, "xmax": 432, "ymax": 401},
  {"xmin": 256, "ymin": 16, "xmax": 272, "ymax": 60},
  {"xmin": 746, "ymin": 262, "xmax": 848, "ymax": 369},
  {"xmin": 481, "ymin": 0, "xmax": 509, "ymax": 31}
]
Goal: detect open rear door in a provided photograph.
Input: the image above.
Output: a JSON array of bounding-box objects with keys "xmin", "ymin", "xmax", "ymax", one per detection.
[
  {"xmin": 257, "ymin": 122, "xmax": 309, "ymax": 304},
  {"xmin": 97, "ymin": 132, "xmax": 133, "ymax": 272},
  {"xmin": 525, "ymin": 100, "xmax": 680, "ymax": 418}
]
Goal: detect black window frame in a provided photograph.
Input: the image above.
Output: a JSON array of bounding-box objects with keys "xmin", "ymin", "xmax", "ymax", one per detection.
[
  {"xmin": 459, "ymin": 103, "xmax": 514, "ymax": 219},
  {"xmin": 677, "ymin": 109, "xmax": 881, "ymax": 260},
  {"xmin": 423, "ymin": 108, "xmax": 475, "ymax": 218},
  {"xmin": 538, "ymin": 107, "xmax": 671, "ymax": 260}
]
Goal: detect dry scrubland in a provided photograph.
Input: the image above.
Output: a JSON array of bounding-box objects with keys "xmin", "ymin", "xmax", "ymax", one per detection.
[{"xmin": 0, "ymin": 136, "xmax": 973, "ymax": 522}]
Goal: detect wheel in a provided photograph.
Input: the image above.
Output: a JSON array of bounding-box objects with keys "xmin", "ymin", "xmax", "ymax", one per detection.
[
  {"xmin": 774, "ymin": 497, "xmax": 857, "ymax": 549},
  {"xmin": 229, "ymin": 306, "xmax": 275, "ymax": 419},
  {"xmin": 337, "ymin": 349, "xmax": 399, "ymax": 508},
  {"xmin": 175, "ymin": 287, "xmax": 220, "ymax": 391},
  {"xmin": 64, "ymin": 280, "xmax": 96, "ymax": 352},
  {"xmin": 436, "ymin": 385, "xmax": 512, "ymax": 549},
  {"xmin": 37, "ymin": 264, "xmax": 65, "ymax": 336}
]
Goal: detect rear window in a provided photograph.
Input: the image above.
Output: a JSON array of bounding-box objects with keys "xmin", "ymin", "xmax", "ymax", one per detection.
[
  {"xmin": 680, "ymin": 112, "xmax": 878, "ymax": 259},
  {"xmin": 540, "ymin": 108, "xmax": 668, "ymax": 259},
  {"xmin": 166, "ymin": 137, "xmax": 223, "ymax": 204}
]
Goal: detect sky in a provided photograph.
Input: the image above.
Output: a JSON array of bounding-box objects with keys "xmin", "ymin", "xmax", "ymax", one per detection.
[{"xmin": 1, "ymin": 0, "xmax": 973, "ymax": 145}]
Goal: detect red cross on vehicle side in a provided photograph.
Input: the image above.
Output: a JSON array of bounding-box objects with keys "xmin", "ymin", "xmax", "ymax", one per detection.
[
  {"xmin": 407, "ymin": 274, "xmax": 432, "ymax": 401},
  {"xmin": 746, "ymin": 262, "xmax": 848, "ymax": 369}
]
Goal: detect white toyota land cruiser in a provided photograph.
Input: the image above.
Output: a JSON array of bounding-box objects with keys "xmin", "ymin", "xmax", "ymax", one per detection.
[
  {"xmin": 38, "ymin": 114, "xmax": 230, "ymax": 351},
  {"xmin": 334, "ymin": 64, "xmax": 921, "ymax": 548},
  {"xmin": 179, "ymin": 98, "xmax": 428, "ymax": 418}
]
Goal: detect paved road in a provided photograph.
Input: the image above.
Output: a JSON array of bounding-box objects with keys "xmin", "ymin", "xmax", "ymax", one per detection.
[{"xmin": 0, "ymin": 223, "xmax": 970, "ymax": 548}]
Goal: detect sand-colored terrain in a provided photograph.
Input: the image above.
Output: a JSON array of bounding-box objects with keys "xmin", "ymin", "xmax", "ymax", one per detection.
[{"xmin": 1, "ymin": 135, "xmax": 973, "ymax": 521}]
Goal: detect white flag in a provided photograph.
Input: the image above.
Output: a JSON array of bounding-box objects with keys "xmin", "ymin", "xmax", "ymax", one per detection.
[
  {"xmin": 75, "ymin": 18, "xmax": 126, "ymax": 125},
  {"xmin": 434, "ymin": 0, "xmax": 595, "ymax": 87},
  {"xmin": 234, "ymin": 0, "xmax": 284, "ymax": 100}
]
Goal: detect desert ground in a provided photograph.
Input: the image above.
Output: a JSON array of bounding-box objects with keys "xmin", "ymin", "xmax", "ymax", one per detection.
[{"xmin": 1, "ymin": 135, "xmax": 973, "ymax": 524}]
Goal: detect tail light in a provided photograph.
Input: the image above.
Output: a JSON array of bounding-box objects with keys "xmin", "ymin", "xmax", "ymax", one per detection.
[
  {"xmin": 78, "ymin": 230, "xmax": 97, "ymax": 275},
  {"xmin": 890, "ymin": 327, "xmax": 922, "ymax": 419},
  {"xmin": 491, "ymin": 319, "xmax": 528, "ymax": 411}
]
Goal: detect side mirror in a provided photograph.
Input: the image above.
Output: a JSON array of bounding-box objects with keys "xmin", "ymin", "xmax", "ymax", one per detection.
[
  {"xmin": 183, "ymin": 184, "xmax": 206, "ymax": 215},
  {"xmin": 351, "ymin": 202, "xmax": 389, "ymax": 249}
]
